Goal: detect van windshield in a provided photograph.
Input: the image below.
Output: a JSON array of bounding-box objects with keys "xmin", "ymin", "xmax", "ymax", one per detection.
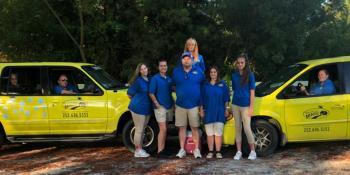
[
  {"xmin": 256, "ymin": 64, "xmax": 307, "ymax": 97},
  {"xmin": 82, "ymin": 65, "xmax": 125, "ymax": 90}
]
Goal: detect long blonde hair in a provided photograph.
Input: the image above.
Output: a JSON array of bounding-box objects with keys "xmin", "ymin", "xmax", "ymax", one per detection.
[
  {"xmin": 184, "ymin": 38, "xmax": 199, "ymax": 61},
  {"xmin": 128, "ymin": 63, "xmax": 147, "ymax": 85}
]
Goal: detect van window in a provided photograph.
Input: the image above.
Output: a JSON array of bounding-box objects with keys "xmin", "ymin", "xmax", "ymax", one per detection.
[
  {"xmin": 256, "ymin": 64, "xmax": 307, "ymax": 97},
  {"xmin": 48, "ymin": 67, "xmax": 102, "ymax": 96},
  {"xmin": 0, "ymin": 67, "xmax": 43, "ymax": 96},
  {"xmin": 280, "ymin": 63, "xmax": 341, "ymax": 99},
  {"xmin": 344, "ymin": 62, "xmax": 350, "ymax": 94}
]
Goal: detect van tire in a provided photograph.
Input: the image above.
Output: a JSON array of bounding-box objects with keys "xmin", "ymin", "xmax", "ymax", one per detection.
[
  {"xmin": 242, "ymin": 120, "xmax": 278, "ymax": 157},
  {"xmin": 122, "ymin": 118, "xmax": 158, "ymax": 154}
]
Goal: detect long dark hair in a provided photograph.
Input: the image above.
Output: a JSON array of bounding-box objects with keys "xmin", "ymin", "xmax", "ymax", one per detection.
[
  {"xmin": 206, "ymin": 66, "xmax": 220, "ymax": 84},
  {"xmin": 235, "ymin": 53, "xmax": 251, "ymax": 85},
  {"xmin": 128, "ymin": 63, "xmax": 147, "ymax": 85}
]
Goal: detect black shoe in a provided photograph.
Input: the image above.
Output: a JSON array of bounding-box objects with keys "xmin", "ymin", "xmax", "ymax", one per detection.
[{"xmin": 157, "ymin": 150, "xmax": 171, "ymax": 158}]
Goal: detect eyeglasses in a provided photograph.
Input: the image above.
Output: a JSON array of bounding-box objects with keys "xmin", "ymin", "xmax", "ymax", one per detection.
[{"xmin": 60, "ymin": 79, "xmax": 68, "ymax": 82}]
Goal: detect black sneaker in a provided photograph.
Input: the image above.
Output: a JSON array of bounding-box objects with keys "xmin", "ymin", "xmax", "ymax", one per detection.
[{"xmin": 157, "ymin": 150, "xmax": 171, "ymax": 158}]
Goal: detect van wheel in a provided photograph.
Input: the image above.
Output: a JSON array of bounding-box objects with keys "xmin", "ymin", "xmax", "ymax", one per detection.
[
  {"xmin": 122, "ymin": 118, "xmax": 158, "ymax": 153},
  {"xmin": 242, "ymin": 120, "xmax": 278, "ymax": 157}
]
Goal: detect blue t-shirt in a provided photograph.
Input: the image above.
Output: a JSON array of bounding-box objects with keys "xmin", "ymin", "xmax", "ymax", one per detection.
[
  {"xmin": 172, "ymin": 67, "xmax": 205, "ymax": 109},
  {"xmin": 231, "ymin": 72, "xmax": 255, "ymax": 107},
  {"xmin": 177, "ymin": 54, "xmax": 206, "ymax": 72},
  {"xmin": 127, "ymin": 76, "xmax": 153, "ymax": 116},
  {"xmin": 149, "ymin": 73, "xmax": 174, "ymax": 109},
  {"xmin": 201, "ymin": 81, "xmax": 230, "ymax": 124},
  {"xmin": 53, "ymin": 84, "xmax": 78, "ymax": 94},
  {"xmin": 310, "ymin": 79, "xmax": 335, "ymax": 95}
]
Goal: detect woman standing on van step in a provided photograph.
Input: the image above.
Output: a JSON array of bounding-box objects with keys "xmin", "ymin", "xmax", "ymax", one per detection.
[
  {"xmin": 184, "ymin": 38, "xmax": 206, "ymax": 72},
  {"xmin": 231, "ymin": 53, "xmax": 257, "ymax": 160},
  {"xmin": 127, "ymin": 63, "xmax": 153, "ymax": 158}
]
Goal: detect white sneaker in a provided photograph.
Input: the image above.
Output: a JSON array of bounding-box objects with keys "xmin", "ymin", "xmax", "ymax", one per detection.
[
  {"xmin": 176, "ymin": 148, "xmax": 186, "ymax": 158},
  {"xmin": 194, "ymin": 148, "xmax": 202, "ymax": 158},
  {"xmin": 206, "ymin": 152, "xmax": 214, "ymax": 159},
  {"xmin": 248, "ymin": 151, "xmax": 257, "ymax": 160},
  {"xmin": 234, "ymin": 151, "xmax": 242, "ymax": 160},
  {"xmin": 216, "ymin": 152, "xmax": 223, "ymax": 159},
  {"xmin": 134, "ymin": 149, "xmax": 150, "ymax": 158}
]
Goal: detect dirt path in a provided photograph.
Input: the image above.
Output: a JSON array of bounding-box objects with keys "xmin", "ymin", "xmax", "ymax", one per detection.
[{"xmin": 1, "ymin": 139, "xmax": 350, "ymax": 175}]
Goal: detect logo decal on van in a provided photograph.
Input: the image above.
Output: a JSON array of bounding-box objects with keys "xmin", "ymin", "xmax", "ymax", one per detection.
[
  {"xmin": 303, "ymin": 106, "xmax": 329, "ymax": 119},
  {"xmin": 64, "ymin": 100, "xmax": 87, "ymax": 110},
  {"xmin": 62, "ymin": 100, "xmax": 88, "ymax": 118}
]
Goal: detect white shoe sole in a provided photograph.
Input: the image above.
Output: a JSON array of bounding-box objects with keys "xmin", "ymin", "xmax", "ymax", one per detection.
[{"xmin": 134, "ymin": 155, "xmax": 150, "ymax": 158}]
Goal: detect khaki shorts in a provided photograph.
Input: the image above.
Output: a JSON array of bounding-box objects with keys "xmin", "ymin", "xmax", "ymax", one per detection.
[
  {"xmin": 175, "ymin": 105, "xmax": 200, "ymax": 127},
  {"xmin": 154, "ymin": 105, "xmax": 174, "ymax": 123},
  {"xmin": 205, "ymin": 122, "xmax": 224, "ymax": 136}
]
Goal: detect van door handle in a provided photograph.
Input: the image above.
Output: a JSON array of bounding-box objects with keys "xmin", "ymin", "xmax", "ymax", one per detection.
[{"xmin": 332, "ymin": 104, "xmax": 345, "ymax": 109}]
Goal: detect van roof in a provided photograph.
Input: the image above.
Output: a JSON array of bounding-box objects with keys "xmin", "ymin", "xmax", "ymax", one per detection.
[
  {"xmin": 0, "ymin": 62, "xmax": 94, "ymax": 67},
  {"xmin": 299, "ymin": 55, "xmax": 350, "ymax": 66}
]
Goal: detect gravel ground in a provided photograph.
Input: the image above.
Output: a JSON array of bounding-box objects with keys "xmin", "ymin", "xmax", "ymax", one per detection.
[{"xmin": 1, "ymin": 138, "xmax": 350, "ymax": 175}]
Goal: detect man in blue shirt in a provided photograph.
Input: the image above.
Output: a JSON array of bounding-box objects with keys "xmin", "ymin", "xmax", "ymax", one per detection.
[
  {"xmin": 172, "ymin": 52, "xmax": 205, "ymax": 158},
  {"xmin": 53, "ymin": 74, "xmax": 78, "ymax": 95},
  {"xmin": 301, "ymin": 69, "xmax": 336, "ymax": 96},
  {"xmin": 149, "ymin": 59, "xmax": 174, "ymax": 157}
]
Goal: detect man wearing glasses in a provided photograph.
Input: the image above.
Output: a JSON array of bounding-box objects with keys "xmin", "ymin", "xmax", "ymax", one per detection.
[
  {"xmin": 172, "ymin": 52, "xmax": 205, "ymax": 159},
  {"xmin": 54, "ymin": 74, "xmax": 78, "ymax": 95}
]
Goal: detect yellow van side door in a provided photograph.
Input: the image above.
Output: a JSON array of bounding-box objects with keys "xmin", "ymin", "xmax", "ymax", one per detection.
[
  {"xmin": 45, "ymin": 67, "xmax": 108, "ymax": 135},
  {"xmin": 0, "ymin": 67, "xmax": 49, "ymax": 135},
  {"xmin": 283, "ymin": 63, "xmax": 347, "ymax": 141}
]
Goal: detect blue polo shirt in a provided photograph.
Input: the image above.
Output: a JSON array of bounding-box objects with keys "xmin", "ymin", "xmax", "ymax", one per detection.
[
  {"xmin": 127, "ymin": 76, "xmax": 152, "ymax": 116},
  {"xmin": 310, "ymin": 79, "xmax": 335, "ymax": 95},
  {"xmin": 53, "ymin": 84, "xmax": 78, "ymax": 94},
  {"xmin": 172, "ymin": 67, "xmax": 205, "ymax": 109},
  {"xmin": 149, "ymin": 73, "xmax": 174, "ymax": 109},
  {"xmin": 231, "ymin": 72, "xmax": 255, "ymax": 107},
  {"xmin": 201, "ymin": 81, "xmax": 230, "ymax": 124}
]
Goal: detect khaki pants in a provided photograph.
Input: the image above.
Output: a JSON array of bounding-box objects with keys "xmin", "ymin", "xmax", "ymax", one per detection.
[
  {"xmin": 232, "ymin": 105, "xmax": 255, "ymax": 144},
  {"xmin": 131, "ymin": 112, "xmax": 150, "ymax": 146},
  {"xmin": 154, "ymin": 105, "xmax": 174, "ymax": 123},
  {"xmin": 175, "ymin": 105, "xmax": 200, "ymax": 127},
  {"xmin": 205, "ymin": 122, "xmax": 224, "ymax": 136}
]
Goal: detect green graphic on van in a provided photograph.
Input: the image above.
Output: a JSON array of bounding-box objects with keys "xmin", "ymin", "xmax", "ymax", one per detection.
[{"xmin": 303, "ymin": 106, "xmax": 329, "ymax": 119}]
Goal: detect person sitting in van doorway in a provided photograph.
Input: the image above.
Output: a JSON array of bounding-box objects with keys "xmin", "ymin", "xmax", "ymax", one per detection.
[
  {"xmin": 54, "ymin": 74, "xmax": 78, "ymax": 95},
  {"xmin": 7, "ymin": 73, "xmax": 22, "ymax": 93},
  {"xmin": 300, "ymin": 69, "xmax": 336, "ymax": 96}
]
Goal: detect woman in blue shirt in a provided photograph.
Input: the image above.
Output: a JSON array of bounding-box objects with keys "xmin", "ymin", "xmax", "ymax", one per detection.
[
  {"xmin": 300, "ymin": 69, "xmax": 336, "ymax": 96},
  {"xmin": 200, "ymin": 66, "xmax": 230, "ymax": 159},
  {"xmin": 149, "ymin": 59, "xmax": 174, "ymax": 157},
  {"xmin": 127, "ymin": 63, "xmax": 153, "ymax": 158},
  {"xmin": 184, "ymin": 38, "xmax": 206, "ymax": 72},
  {"xmin": 231, "ymin": 53, "xmax": 257, "ymax": 160}
]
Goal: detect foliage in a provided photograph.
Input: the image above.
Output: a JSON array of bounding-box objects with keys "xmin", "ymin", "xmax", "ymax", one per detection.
[{"xmin": 0, "ymin": 0, "xmax": 349, "ymax": 82}]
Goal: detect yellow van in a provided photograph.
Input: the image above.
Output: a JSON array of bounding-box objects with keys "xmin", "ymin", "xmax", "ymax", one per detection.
[
  {"xmin": 222, "ymin": 56, "xmax": 350, "ymax": 156},
  {"xmin": 0, "ymin": 56, "xmax": 349, "ymax": 157},
  {"xmin": 0, "ymin": 62, "xmax": 159, "ymax": 152}
]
